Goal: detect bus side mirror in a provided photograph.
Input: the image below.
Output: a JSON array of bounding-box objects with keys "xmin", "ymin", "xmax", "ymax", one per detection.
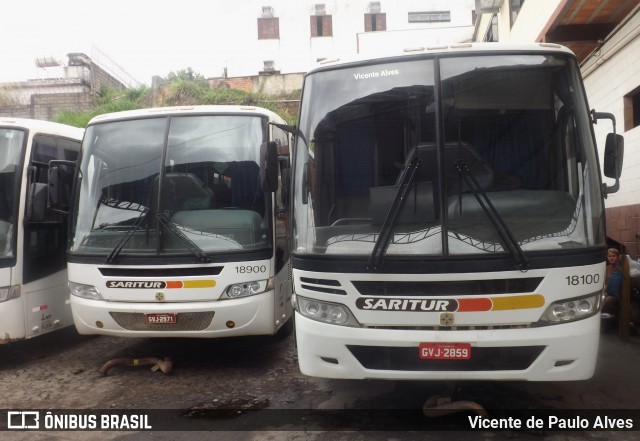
[
  {"xmin": 281, "ymin": 165, "xmax": 291, "ymax": 206},
  {"xmin": 259, "ymin": 141, "xmax": 279, "ymax": 193},
  {"xmin": 302, "ymin": 162, "xmax": 310, "ymax": 205},
  {"xmin": 592, "ymin": 110, "xmax": 624, "ymax": 196},
  {"xmin": 25, "ymin": 166, "xmax": 47, "ymax": 222},
  {"xmin": 603, "ymin": 133, "xmax": 624, "ymax": 195},
  {"xmin": 604, "ymin": 133, "xmax": 624, "ymax": 179},
  {"xmin": 277, "ymin": 157, "xmax": 291, "ymax": 219},
  {"xmin": 28, "ymin": 184, "xmax": 48, "ymax": 222},
  {"xmin": 48, "ymin": 160, "xmax": 76, "ymax": 214}
]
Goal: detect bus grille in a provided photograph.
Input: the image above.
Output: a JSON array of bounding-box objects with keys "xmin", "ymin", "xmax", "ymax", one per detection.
[
  {"xmin": 109, "ymin": 312, "xmax": 214, "ymax": 331},
  {"xmin": 346, "ymin": 345, "xmax": 544, "ymax": 371},
  {"xmin": 352, "ymin": 279, "xmax": 543, "ymax": 296}
]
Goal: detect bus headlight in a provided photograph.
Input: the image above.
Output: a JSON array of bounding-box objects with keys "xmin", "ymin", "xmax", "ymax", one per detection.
[
  {"xmin": 221, "ymin": 279, "xmax": 273, "ymax": 300},
  {"xmin": 538, "ymin": 293, "xmax": 601, "ymax": 325},
  {"xmin": 69, "ymin": 282, "xmax": 104, "ymax": 300},
  {"xmin": 293, "ymin": 295, "xmax": 361, "ymax": 327},
  {"xmin": 0, "ymin": 285, "xmax": 20, "ymax": 302}
]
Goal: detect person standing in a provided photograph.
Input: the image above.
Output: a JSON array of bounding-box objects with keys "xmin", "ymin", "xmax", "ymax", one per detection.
[{"xmin": 603, "ymin": 248, "xmax": 624, "ymax": 317}]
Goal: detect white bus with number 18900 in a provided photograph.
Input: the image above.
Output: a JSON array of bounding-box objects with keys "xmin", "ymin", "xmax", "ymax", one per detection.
[{"xmin": 53, "ymin": 106, "xmax": 293, "ymax": 339}]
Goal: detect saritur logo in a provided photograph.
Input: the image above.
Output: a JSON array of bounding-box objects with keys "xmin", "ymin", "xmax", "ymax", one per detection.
[
  {"xmin": 106, "ymin": 281, "xmax": 166, "ymax": 289},
  {"xmin": 355, "ymin": 297, "xmax": 457, "ymax": 312}
]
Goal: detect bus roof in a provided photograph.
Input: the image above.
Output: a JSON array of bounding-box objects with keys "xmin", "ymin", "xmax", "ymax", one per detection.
[
  {"xmin": 307, "ymin": 42, "xmax": 575, "ymax": 74},
  {"xmin": 0, "ymin": 117, "xmax": 84, "ymax": 139},
  {"xmin": 87, "ymin": 105, "xmax": 287, "ymax": 126}
]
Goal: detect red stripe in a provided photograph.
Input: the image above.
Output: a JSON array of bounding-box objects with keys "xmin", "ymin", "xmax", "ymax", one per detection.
[{"xmin": 457, "ymin": 298, "xmax": 492, "ymax": 312}]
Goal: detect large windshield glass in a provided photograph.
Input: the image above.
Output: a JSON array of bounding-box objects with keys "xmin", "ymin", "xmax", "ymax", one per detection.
[
  {"xmin": 293, "ymin": 53, "xmax": 604, "ymax": 260},
  {"xmin": 70, "ymin": 114, "xmax": 271, "ymax": 257},
  {"xmin": 0, "ymin": 128, "xmax": 24, "ymax": 259}
]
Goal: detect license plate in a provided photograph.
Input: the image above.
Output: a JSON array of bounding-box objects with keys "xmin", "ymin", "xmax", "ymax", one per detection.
[
  {"xmin": 419, "ymin": 342, "xmax": 471, "ymax": 360},
  {"xmin": 145, "ymin": 313, "xmax": 176, "ymax": 324}
]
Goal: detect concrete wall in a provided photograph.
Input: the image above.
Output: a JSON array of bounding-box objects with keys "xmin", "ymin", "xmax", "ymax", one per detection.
[
  {"xmin": 208, "ymin": 72, "xmax": 303, "ymax": 95},
  {"xmin": 89, "ymin": 60, "xmax": 127, "ymax": 94},
  {"xmin": 0, "ymin": 104, "xmax": 30, "ymax": 118},
  {"xmin": 1, "ymin": 79, "xmax": 88, "ymax": 105},
  {"xmin": 0, "ymin": 91, "xmax": 94, "ymax": 120},
  {"xmin": 31, "ymin": 92, "xmax": 94, "ymax": 121}
]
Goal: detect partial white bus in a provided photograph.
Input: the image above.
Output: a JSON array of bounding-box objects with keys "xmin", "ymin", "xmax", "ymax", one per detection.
[
  {"xmin": 0, "ymin": 118, "xmax": 83, "ymax": 343},
  {"xmin": 58, "ymin": 106, "xmax": 293, "ymax": 338},
  {"xmin": 290, "ymin": 43, "xmax": 624, "ymax": 381}
]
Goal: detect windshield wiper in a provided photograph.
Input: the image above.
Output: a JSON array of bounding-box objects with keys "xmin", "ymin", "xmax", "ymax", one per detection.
[
  {"xmin": 367, "ymin": 157, "xmax": 421, "ymax": 272},
  {"xmin": 156, "ymin": 213, "xmax": 210, "ymax": 263},
  {"xmin": 455, "ymin": 160, "xmax": 529, "ymax": 271},
  {"xmin": 105, "ymin": 209, "xmax": 149, "ymax": 264}
]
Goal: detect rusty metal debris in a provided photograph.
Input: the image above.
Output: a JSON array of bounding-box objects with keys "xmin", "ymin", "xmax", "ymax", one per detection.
[
  {"xmin": 423, "ymin": 382, "xmax": 488, "ymax": 418},
  {"xmin": 423, "ymin": 394, "xmax": 488, "ymax": 418},
  {"xmin": 98, "ymin": 357, "xmax": 172, "ymax": 376}
]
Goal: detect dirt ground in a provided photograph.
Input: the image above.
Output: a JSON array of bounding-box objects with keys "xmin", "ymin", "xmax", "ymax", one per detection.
[{"xmin": 1, "ymin": 324, "xmax": 640, "ymax": 440}]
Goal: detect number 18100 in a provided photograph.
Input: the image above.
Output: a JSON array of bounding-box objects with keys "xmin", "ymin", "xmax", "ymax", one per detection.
[{"xmin": 565, "ymin": 274, "xmax": 600, "ymax": 286}]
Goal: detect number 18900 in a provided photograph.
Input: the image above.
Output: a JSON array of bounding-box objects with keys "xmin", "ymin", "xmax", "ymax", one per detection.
[{"xmin": 236, "ymin": 265, "xmax": 267, "ymax": 274}]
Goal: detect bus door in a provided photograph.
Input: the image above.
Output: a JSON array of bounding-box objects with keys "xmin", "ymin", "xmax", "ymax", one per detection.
[{"xmin": 23, "ymin": 134, "xmax": 80, "ymax": 337}]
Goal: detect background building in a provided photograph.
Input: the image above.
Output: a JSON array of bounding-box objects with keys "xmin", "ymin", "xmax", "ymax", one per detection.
[
  {"xmin": 2, "ymin": 1, "xmax": 477, "ymax": 118},
  {"xmin": 221, "ymin": 0, "xmax": 476, "ymax": 77},
  {"xmin": 206, "ymin": 0, "xmax": 476, "ymax": 92},
  {"xmin": 0, "ymin": 49, "xmax": 135, "ymax": 121}
]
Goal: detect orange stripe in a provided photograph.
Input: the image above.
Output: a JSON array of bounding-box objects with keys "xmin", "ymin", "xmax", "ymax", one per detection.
[
  {"xmin": 457, "ymin": 298, "xmax": 492, "ymax": 312},
  {"xmin": 491, "ymin": 294, "xmax": 545, "ymax": 311},
  {"xmin": 166, "ymin": 281, "xmax": 183, "ymax": 289}
]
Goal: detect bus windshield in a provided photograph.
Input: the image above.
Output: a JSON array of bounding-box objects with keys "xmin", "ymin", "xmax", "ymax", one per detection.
[
  {"xmin": 293, "ymin": 53, "xmax": 604, "ymax": 260},
  {"xmin": 0, "ymin": 128, "xmax": 24, "ymax": 260},
  {"xmin": 70, "ymin": 114, "xmax": 272, "ymax": 258}
]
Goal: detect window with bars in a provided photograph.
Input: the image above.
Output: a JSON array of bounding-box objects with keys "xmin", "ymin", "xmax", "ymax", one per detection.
[
  {"xmin": 311, "ymin": 15, "xmax": 333, "ymax": 37},
  {"xmin": 364, "ymin": 13, "xmax": 386, "ymax": 32}
]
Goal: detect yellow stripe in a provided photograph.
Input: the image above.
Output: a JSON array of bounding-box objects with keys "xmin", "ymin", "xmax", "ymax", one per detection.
[
  {"xmin": 491, "ymin": 294, "xmax": 545, "ymax": 311},
  {"xmin": 183, "ymin": 280, "xmax": 216, "ymax": 288}
]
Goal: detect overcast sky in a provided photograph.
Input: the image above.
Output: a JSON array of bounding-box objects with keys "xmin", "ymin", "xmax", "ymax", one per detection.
[{"xmin": 0, "ymin": 0, "xmax": 248, "ymax": 85}]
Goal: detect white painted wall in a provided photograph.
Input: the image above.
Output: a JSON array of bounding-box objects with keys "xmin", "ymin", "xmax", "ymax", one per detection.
[{"xmin": 582, "ymin": 11, "xmax": 640, "ymax": 209}]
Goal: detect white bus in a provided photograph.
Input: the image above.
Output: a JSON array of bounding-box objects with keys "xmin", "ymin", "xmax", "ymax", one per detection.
[
  {"xmin": 0, "ymin": 118, "xmax": 83, "ymax": 343},
  {"xmin": 289, "ymin": 43, "xmax": 624, "ymax": 381},
  {"xmin": 57, "ymin": 106, "xmax": 293, "ymax": 338}
]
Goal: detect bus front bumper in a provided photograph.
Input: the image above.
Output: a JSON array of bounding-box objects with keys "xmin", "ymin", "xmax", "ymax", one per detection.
[
  {"xmin": 294, "ymin": 312, "xmax": 601, "ymax": 381},
  {"xmin": 70, "ymin": 292, "xmax": 278, "ymax": 338}
]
